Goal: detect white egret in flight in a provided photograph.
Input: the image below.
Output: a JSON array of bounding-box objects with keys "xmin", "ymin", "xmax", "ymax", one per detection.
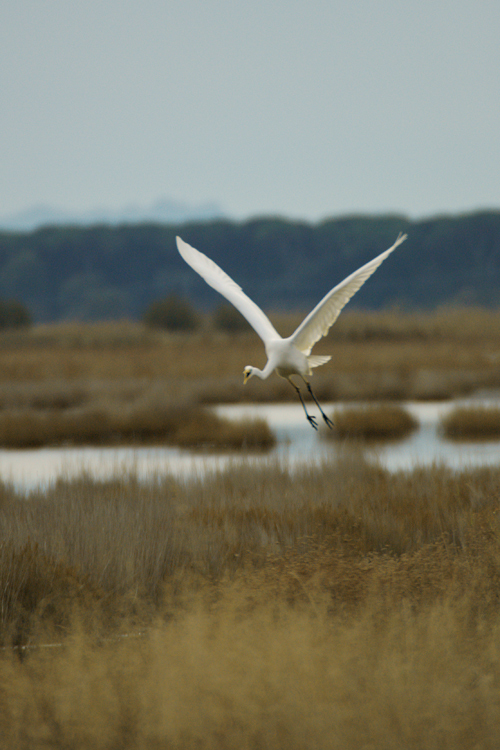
[{"xmin": 176, "ymin": 233, "xmax": 407, "ymax": 429}]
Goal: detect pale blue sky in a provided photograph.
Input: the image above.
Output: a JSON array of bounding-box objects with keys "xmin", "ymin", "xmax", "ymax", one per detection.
[{"xmin": 1, "ymin": 0, "xmax": 499, "ymax": 221}]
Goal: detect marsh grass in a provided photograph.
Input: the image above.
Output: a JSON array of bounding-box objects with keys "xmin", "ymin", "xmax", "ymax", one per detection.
[
  {"xmin": 0, "ymin": 309, "xmax": 500, "ymax": 400},
  {"xmin": 0, "ymin": 398, "xmax": 274, "ymax": 450},
  {"xmin": 0, "ymin": 366, "xmax": 276, "ymax": 450},
  {"xmin": 2, "ymin": 457, "xmax": 499, "ymax": 637},
  {"xmin": 5, "ymin": 592, "xmax": 500, "ymax": 750},
  {"xmin": 0, "ymin": 308, "xmax": 500, "ymax": 448},
  {"xmin": 2, "ymin": 309, "xmax": 500, "ymax": 745},
  {"xmin": 328, "ymin": 403, "xmax": 419, "ymax": 441},
  {"xmin": 2, "ymin": 458, "xmax": 500, "ymax": 746},
  {"xmin": 7, "ymin": 306, "xmax": 500, "ymax": 349},
  {"xmin": 440, "ymin": 405, "xmax": 500, "ymax": 441}
]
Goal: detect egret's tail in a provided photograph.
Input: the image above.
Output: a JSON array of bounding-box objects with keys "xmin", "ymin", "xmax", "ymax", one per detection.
[{"xmin": 307, "ymin": 354, "xmax": 331, "ymax": 369}]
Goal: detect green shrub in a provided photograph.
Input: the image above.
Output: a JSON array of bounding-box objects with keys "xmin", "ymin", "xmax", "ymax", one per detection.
[
  {"xmin": 0, "ymin": 299, "xmax": 32, "ymax": 329},
  {"xmin": 143, "ymin": 295, "xmax": 200, "ymax": 332}
]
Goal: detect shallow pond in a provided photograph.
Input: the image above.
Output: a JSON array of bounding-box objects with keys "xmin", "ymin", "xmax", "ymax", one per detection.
[{"xmin": 1, "ymin": 396, "xmax": 500, "ymax": 492}]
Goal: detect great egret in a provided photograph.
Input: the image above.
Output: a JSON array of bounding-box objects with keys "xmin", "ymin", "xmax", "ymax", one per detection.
[{"xmin": 176, "ymin": 233, "xmax": 407, "ymax": 429}]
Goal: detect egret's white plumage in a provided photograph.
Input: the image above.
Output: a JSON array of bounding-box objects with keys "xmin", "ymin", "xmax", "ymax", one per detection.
[{"xmin": 176, "ymin": 233, "xmax": 407, "ymax": 428}]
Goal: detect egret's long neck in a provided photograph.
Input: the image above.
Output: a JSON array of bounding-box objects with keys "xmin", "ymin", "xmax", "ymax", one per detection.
[{"xmin": 253, "ymin": 361, "xmax": 275, "ymax": 380}]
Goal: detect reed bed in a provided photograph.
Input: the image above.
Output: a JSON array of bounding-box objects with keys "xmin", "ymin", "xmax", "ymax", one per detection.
[
  {"xmin": 6, "ymin": 305, "xmax": 500, "ymax": 346},
  {"xmin": 440, "ymin": 405, "xmax": 500, "ymax": 441},
  {"xmin": 1, "ymin": 308, "xmax": 500, "ymax": 745},
  {"xmin": 328, "ymin": 403, "xmax": 418, "ymax": 441},
  {"xmin": 0, "ymin": 309, "xmax": 499, "ymax": 400},
  {"xmin": 4, "ymin": 592, "xmax": 500, "ymax": 750},
  {"xmin": 0, "ymin": 399, "xmax": 274, "ymax": 450},
  {"xmin": 1, "ymin": 457, "xmax": 500, "ymax": 746},
  {"xmin": 0, "ymin": 307, "xmax": 499, "ymax": 445},
  {"xmin": 274, "ymin": 304, "xmax": 500, "ymax": 342}
]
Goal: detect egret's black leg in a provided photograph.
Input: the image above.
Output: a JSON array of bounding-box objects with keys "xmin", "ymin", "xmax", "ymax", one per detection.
[
  {"xmin": 306, "ymin": 383, "xmax": 334, "ymax": 429},
  {"xmin": 292, "ymin": 383, "xmax": 318, "ymax": 430}
]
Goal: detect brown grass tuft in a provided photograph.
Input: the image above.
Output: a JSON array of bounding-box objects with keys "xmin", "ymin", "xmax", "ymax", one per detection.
[
  {"xmin": 0, "ymin": 398, "xmax": 275, "ymax": 450},
  {"xmin": 440, "ymin": 405, "xmax": 500, "ymax": 440},
  {"xmin": 0, "ymin": 541, "xmax": 104, "ymax": 647},
  {"xmin": 329, "ymin": 403, "xmax": 418, "ymax": 440},
  {"xmin": 174, "ymin": 411, "xmax": 275, "ymax": 450}
]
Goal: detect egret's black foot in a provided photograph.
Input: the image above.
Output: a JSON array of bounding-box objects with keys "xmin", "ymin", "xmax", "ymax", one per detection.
[
  {"xmin": 307, "ymin": 414, "xmax": 318, "ymax": 430},
  {"xmin": 322, "ymin": 414, "xmax": 334, "ymax": 429},
  {"xmin": 306, "ymin": 384, "xmax": 333, "ymax": 430}
]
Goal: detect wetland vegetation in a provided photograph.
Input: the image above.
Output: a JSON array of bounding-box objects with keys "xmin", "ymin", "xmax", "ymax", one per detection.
[
  {"xmin": 0, "ymin": 305, "xmax": 500, "ymax": 447},
  {"xmin": 440, "ymin": 405, "xmax": 500, "ymax": 441},
  {"xmin": 328, "ymin": 403, "xmax": 418, "ymax": 441},
  {"xmin": 1, "ymin": 307, "xmax": 500, "ymax": 746},
  {"xmin": 2, "ymin": 457, "xmax": 500, "ymax": 747}
]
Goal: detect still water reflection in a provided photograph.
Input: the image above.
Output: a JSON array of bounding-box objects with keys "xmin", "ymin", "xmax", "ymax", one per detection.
[{"xmin": 1, "ymin": 399, "xmax": 499, "ymax": 492}]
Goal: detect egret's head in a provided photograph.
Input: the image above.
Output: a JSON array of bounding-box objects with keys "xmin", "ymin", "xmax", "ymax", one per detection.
[{"xmin": 243, "ymin": 366, "xmax": 254, "ymax": 384}]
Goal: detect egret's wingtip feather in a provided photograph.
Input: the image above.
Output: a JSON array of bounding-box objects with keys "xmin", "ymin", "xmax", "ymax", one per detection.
[
  {"xmin": 175, "ymin": 235, "xmax": 280, "ymax": 343},
  {"xmin": 291, "ymin": 232, "xmax": 406, "ymax": 354},
  {"xmin": 176, "ymin": 236, "xmax": 189, "ymax": 257}
]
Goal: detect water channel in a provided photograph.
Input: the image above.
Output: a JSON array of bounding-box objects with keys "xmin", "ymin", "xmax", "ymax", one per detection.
[{"xmin": 1, "ymin": 396, "xmax": 500, "ymax": 492}]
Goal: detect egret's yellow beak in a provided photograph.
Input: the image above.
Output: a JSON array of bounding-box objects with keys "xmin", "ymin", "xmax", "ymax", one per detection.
[{"xmin": 243, "ymin": 370, "xmax": 250, "ymax": 385}]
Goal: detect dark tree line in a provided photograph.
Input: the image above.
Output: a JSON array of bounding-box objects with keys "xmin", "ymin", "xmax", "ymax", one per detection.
[{"xmin": 0, "ymin": 211, "xmax": 499, "ymax": 322}]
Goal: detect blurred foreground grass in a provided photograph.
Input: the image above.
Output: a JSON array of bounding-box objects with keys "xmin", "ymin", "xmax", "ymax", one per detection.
[{"xmin": 2, "ymin": 456, "xmax": 500, "ymax": 746}]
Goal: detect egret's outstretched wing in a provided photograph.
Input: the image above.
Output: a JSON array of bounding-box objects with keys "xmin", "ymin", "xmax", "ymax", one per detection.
[
  {"xmin": 176, "ymin": 237, "xmax": 280, "ymax": 343},
  {"xmin": 291, "ymin": 233, "xmax": 407, "ymax": 354}
]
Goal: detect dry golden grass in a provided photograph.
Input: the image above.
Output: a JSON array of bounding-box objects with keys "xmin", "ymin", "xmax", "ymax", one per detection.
[
  {"xmin": 1, "ymin": 457, "xmax": 500, "ymax": 746},
  {"xmin": 0, "ymin": 308, "xmax": 499, "ymax": 395},
  {"xmin": 4, "ymin": 593, "xmax": 500, "ymax": 750},
  {"xmin": 0, "ymin": 399, "xmax": 274, "ymax": 450},
  {"xmin": 1, "ymin": 308, "xmax": 500, "ymax": 745},
  {"xmin": 440, "ymin": 405, "xmax": 500, "ymax": 441},
  {"xmin": 1, "ymin": 456, "xmax": 499, "ymax": 636},
  {"xmin": 271, "ymin": 304, "xmax": 500, "ymax": 342},
  {"xmin": 329, "ymin": 403, "xmax": 418, "ymax": 441},
  {"xmin": 0, "ymin": 307, "xmax": 499, "ymax": 446}
]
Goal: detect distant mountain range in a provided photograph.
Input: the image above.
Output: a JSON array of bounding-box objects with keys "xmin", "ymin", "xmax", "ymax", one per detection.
[{"xmin": 0, "ymin": 198, "xmax": 226, "ymax": 231}]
